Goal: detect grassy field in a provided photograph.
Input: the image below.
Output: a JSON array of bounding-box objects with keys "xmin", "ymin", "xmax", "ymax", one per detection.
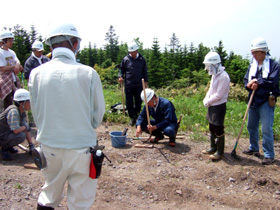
[{"xmin": 103, "ymin": 84, "xmax": 280, "ymax": 142}]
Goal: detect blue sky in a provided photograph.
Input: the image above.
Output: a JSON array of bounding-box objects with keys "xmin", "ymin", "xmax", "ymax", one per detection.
[{"xmin": 1, "ymin": 0, "xmax": 280, "ymax": 59}]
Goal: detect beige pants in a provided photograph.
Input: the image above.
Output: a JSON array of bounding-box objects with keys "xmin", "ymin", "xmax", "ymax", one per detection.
[{"xmin": 38, "ymin": 144, "xmax": 97, "ymax": 210}]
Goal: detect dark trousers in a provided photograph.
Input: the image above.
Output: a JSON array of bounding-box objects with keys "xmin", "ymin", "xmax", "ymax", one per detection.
[
  {"xmin": 125, "ymin": 86, "xmax": 142, "ymax": 119},
  {"xmin": 0, "ymin": 132, "xmax": 25, "ymax": 148},
  {"xmin": 3, "ymin": 92, "xmax": 14, "ymax": 110},
  {"xmin": 209, "ymin": 123, "xmax": 224, "ymax": 136}
]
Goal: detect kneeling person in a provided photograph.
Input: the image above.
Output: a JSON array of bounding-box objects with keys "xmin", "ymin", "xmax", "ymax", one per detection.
[
  {"xmin": 136, "ymin": 88, "xmax": 178, "ymax": 147},
  {"xmin": 0, "ymin": 89, "xmax": 34, "ymax": 161}
]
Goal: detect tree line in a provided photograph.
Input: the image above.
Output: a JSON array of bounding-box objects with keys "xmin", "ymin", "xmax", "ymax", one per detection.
[{"xmin": 4, "ymin": 24, "xmax": 254, "ymax": 88}]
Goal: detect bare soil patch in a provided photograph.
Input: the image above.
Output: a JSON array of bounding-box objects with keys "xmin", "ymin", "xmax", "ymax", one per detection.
[{"xmin": 1, "ymin": 123, "xmax": 280, "ymax": 210}]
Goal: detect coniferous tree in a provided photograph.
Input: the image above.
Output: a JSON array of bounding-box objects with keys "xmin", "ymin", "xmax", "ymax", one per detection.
[
  {"xmin": 214, "ymin": 40, "xmax": 227, "ymax": 65},
  {"xmin": 12, "ymin": 25, "xmax": 30, "ymax": 64},
  {"xmin": 104, "ymin": 25, "xmax": 119, "ymax": 63},
  {"xmin": 148, "ymin": 38, "xmax": 163, "ymax": 88},
  {"xmin": 195, "ymin": 43, "xmax": 210, "ymax": 70}
]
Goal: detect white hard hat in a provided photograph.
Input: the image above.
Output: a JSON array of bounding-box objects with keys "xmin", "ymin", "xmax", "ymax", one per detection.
[
  {"xmin": 45, "ymin": 23, "xmax": 81, "ymax": 46},
  {"xmin": 13, "ymin": 89, "xmax": 30, "ymax": 102},
  {"xmin": 32, "ymin": 40, "xmax": 44, "ymax": 51},
  {"xmin": 128, "ymin": 41, "xmax": 139, "ymax": 52},
  {"xmin": 203, "ymin": 52, "xmax": 221, "ymax": 64},
  {"xmin": 250, "ymin": 37, "xmax": 268, "ymax": 52},
  {"xmin": 141, "ymin": 88, "xmax": 155, "ymax": 103},
  {"xmin": 0, "ymin": 30, "xmax": 14, "ymax": 40}
]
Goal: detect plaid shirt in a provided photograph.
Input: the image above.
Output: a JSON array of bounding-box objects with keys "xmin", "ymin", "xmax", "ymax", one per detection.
[{"xmin": 0, "ymin": 48, "xmax": 21, "ymax": 100}]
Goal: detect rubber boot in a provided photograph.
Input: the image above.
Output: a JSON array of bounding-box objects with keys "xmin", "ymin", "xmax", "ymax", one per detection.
[
  {"xmin": 37, "ymin": 203, "xmax": 54, "ymax": 210},
  {"xmin": 202, "ymin": 133, "xmax": 217, "ymax": 154},
  {"xmin": 210, "ymin": 135, "xmax": 225, "ymax": 160}
]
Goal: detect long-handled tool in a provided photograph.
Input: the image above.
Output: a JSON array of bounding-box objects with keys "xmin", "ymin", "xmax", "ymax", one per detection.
[
  {"xmin": 231, "ymin": 89, "xmax": 255, "ymax": 160},
  {"xmin": 121, "ymin": 83, "xmax": 125, "ymax": 115},
  {"xmin": 141, "ymin": 78, "xmax": 151, "ymax": 135}
]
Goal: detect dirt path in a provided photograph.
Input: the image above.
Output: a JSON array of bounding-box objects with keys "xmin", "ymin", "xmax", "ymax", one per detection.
[{"xmin": 1, "ymin": 123, "xmax": 280, "ymax": 210}]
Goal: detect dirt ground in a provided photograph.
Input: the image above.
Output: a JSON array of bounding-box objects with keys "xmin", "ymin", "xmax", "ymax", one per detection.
[{"xmin": 0, "ymin": 123, "xmax": 280, "ymax": 210}]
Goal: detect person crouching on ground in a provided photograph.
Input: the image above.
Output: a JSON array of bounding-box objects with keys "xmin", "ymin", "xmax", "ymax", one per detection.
[
  {"xmin": 202, "ymin": 52, "xmax": 230, "ymax": 160},
  {"xmin": 135, "ymin": 88, "xmax": 178, "ymax": 147},
  {"xmin": 0, "ymin": 89, "xmax": 34, "ymax": 161}
]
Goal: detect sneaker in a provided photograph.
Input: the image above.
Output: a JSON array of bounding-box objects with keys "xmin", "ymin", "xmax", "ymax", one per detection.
[
  {"xmin": 262, "ymin": 158, "xmax": 275, "ymax": 165},
  {"xmin": 242, "ymin": 149, "xmax": 260, "ymax": 157},
  {"xmin": 8, "ymin": 147, "xmax": 19, "ymax": 154},
  {"xmin": 150, "ymin": 133, "xmax": 164, "ymax": 143}
]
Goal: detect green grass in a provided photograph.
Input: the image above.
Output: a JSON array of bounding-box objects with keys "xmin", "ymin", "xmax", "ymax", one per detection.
[{"xmin": 103, "ymin": 85, "xmax": 280, "ymax": 141}]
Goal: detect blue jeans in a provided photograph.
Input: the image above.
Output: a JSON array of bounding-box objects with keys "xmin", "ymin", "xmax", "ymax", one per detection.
[{"xmin": 247, "ymin": 102, "xmax": 275, "ymax": 158}]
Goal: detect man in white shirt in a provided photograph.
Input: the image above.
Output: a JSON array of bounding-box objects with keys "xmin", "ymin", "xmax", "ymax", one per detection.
[
  {"xmin": 29, "ymin": 23, "xmax": 105, "ymax": 210},
  {"xmin": 0, "ymin": 31, "xmax": 23, "ymax": 109}
]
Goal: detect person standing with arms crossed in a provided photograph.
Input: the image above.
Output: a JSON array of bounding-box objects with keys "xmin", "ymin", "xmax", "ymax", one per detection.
[
  {"xmin": 243, "ymin": 37, "xmax": 280, "ymax": 165},
  {"xmin": 29, "ymin": 23, "xmax": 105, "ymax": 210},
  {"xmin": 0, "ymin": 30, "xmax": 23, "ymax": 109},
  {"xmin": 119, "ymin": 41, "xmax": 148, "ymax": 126}
]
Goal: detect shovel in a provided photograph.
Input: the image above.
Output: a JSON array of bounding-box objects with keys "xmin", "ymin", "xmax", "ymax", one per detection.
[{"xmin": 231, "ymin": 89, "xmax": 255, "ymax": 160}]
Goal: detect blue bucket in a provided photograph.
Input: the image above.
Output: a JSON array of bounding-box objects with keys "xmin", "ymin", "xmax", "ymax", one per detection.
[{"xmin": 110, "ymin": 131, "xmax": 127, "ymax": 148}]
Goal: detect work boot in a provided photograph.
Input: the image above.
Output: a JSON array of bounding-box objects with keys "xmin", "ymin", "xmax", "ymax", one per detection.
[
  {"xmin": 37, "ymin": 203, "xmax": 54, "ymax": 210},
  {"xmin": 150, "ymin": 131, "xmax": 164, "ymax": 143},
  {"xmin": 169, "ymin": 136, "xmax": 176, "ymax": 147},
  {"xmin": 1, "ymin": 147, "xmax": 13, "ymax": 161},
  {"xmin": 210, "ymin": 135, "xmax": 225, "ymax": 160},
  {"xmin": 202, "ymin": 133, "xmax": 217, "ymax": 154}
]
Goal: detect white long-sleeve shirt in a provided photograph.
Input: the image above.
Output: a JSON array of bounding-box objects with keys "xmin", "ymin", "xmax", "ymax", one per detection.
[
  {"xmin": 29, "ymin": 47, "xmax": 105, "ymax": 149},
  {"xmin": 203, "ymin": 68, "xmax": 230, "ymax": 107}
]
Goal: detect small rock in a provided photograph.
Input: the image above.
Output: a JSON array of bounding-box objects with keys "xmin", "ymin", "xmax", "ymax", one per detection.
[
  {"xmin": 244, "ymin": 186, "xmax": 251, "ymax": 191},
  {"xmin": 176, "ymin": 189, "xmax": 182, "ymax": 195},
  {"xmin": 229, "ymin": 177, "xmax": 236, "ymax": 182},
  {"xmin": 257, "ymin": 178, "xmax": 267, "ymax": 186},
  {"xmin": 206, "ymin": 186, "xmax": 211, "ymax": 189},
  {"xmin": 275, "ymin": 190, "xmax": 280, "ymax": 195}
]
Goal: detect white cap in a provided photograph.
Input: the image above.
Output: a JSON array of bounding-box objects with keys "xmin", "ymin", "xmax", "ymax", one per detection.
[
  {"xmin": 0, "ymin": 30, "xmax": 14, "ymax": 40},
  {"xmin": 203, "ymin": 52, "xmax": 221, "ymax": 64},
  {"xmin": 13, "ymin": 89, "xmax": 30, "ymax": 102},
  {"xmin": 32, "ymin": 40, "xmax": 44, "ymax": 51},
  {"xmin": 128, "ymin": 41, "xmax": 139, "ymax": 52},
  {"xmin": 141, "ymin": 88, "xmax": 155, "ymax": 103},
  {"xmin": 250, "ymin": 37, "xmax": 268, "ymax": 52},
  {"xmin": 45, "ymin": 23, "xmax": 81, "ymax": 46}
]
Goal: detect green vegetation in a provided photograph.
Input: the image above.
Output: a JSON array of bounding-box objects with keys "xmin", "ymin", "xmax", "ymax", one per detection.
[
  {"xmin": 103, "ymin": 85, "xmax": 280, "ymax": 141},
  {"xmin": 3, "ymin": 24, "xmax": 279, "ymax": 142}
]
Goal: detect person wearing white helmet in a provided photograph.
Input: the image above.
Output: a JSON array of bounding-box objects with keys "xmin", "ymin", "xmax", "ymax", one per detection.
[
  {"xmin": 118, "ymin": 41, "xmax": 148, "ymax": 126},
  {"xmin": 29, "ymin": 23, "xmax": 105, "ymax": 210},
  {"xmin": 0, "ymin": 30, "xmax": 23, "ymax": 110},
  {"xmin": 202, "ymin": 52, "xmax": 230, "ymax": 160},
  {"xmin": 0, "ymin": 89, "xmax": 34, "ymax": 161},
  {"xmin": 24, "ymin": 40, "xmax": 50, "ymax": 81},
  {"xmin": 243, "ymin": 37, "xmax": 280, "ymax": 165},
  {"xmin": 135, "ymin": 88, "xmax": 178, "ymax": 147}
]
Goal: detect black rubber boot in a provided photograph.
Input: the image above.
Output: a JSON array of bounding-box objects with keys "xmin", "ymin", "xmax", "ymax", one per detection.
[
  {"xmin": 37, "ymin": 203, "xmax": 54, "ymax": 210},
  {"xmin": 202, "ymin": 133, "xmax": 217, "ymax": 154},
  {"xmin": 210, "ymin": 135, "xmax": 225, "ymax": 160}
]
